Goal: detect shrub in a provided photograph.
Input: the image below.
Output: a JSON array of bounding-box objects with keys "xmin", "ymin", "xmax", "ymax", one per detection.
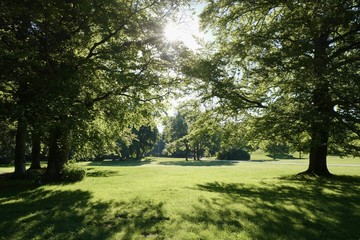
[
  {"xmin": 217, "ymin": 148, "xmax": 250, "ymax": 160},
  {"xmin": 25, "ymin": 168, "xmax": 46, "ymax": 182},
  {"xmin": 60, "ymin": 162, "xmax": 86, "ymax": 182}
]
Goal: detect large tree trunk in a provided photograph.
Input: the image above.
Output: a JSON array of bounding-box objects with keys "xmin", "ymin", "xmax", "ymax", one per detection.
[
  {"xmin": 305, "ymin": 128, "xmax": 331, "ymax": 176},
  {"xmin": 306, "ymin": 79, "xmax": 331, "ymax": 176},
  {"xmin": 14, "ymin": 117, "xmax": 27, "ymax": 177},
  {"xmin": 46, "ymin": 126, "xmax": 70, "ymax": 181},
  {"xmin": 29, "ymin": 130, "xmax": 41, "ymax": 170},
  {"xmin": 302, "ymin": 32, "xmax": 332, "ymax": 176}
]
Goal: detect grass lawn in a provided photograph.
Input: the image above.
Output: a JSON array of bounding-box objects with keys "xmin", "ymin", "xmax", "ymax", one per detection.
[{"xmin": 0, "ymin": 155, "xmax": 359, "ymax": 240}]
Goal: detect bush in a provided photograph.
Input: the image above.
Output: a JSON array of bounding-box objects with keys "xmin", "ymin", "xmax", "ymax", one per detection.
[
  {"xmin": 217, "ymin": 148, "xmax": 250, "ymax": 160},
  {"xmin": 25, "ymin": 168, "xmax": 46, "ymax": 182},
  {"xmin": 60, "ymin": 162, "xmax": 86, "ymax": 183}
]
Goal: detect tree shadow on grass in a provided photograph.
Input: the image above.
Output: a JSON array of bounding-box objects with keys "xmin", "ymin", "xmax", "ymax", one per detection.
[
  {"xmin": 158, "ymin": 160, "xmax": 237, "ymax": 167},
  {"xmin": 266, "ymin": 153, "xmax": 296, "ymax": 159},
  {"xmin": 86, "ymin": 169, "xmax": 121, "ymax": 178},
  {"xmin": 87, "ymin": 158, "xmax": 152, "ymax": 167},
  {"xmin": 184, "ymin": 175, "xmax": 360, "ymax": 240},
  {"xmin": 0, "ymin": 182, "xmax": 168, "ymax": 240}
]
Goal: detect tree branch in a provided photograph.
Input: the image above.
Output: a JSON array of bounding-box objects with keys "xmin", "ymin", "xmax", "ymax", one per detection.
[{"xmin": 330, "ymin": 26, "xmax": 360, "ymax": 44}]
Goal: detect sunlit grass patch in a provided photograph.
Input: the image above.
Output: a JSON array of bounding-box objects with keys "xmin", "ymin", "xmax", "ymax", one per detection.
[{"xmin": 0, "ymin": 156, "xmax": 359, "ymax": 239}]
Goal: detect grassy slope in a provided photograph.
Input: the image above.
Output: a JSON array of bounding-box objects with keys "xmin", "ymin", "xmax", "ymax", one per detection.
[{"xmin": 0, "ymin": 155, "xmax": 359, "ymax": 240}]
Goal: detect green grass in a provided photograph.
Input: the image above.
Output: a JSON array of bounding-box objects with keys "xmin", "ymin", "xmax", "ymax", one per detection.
[{"xmin": 1, "ymin": 156, "xmax": 360, "ymax": 240}]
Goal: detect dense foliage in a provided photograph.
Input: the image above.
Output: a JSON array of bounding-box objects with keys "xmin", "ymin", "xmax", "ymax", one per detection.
[
  {"xmin": 189, "ymin": 0, "xmax": 360, "ymax": 175},
  {"xmin": 0, "ymin": 0, "xmax": 189, "ymax": 180},
  {"xmin": 117, "ymin": 125, "xmax": 159, "ymax": 160},
  {"xmin": 263, "ymin": 143, "xmax": 291, "ymax": 160},
  {"xmin": 59, "ymin": 162, "xmax": 86, "ymax": 183},
  {"xmin": 217, "ymin": 148, "xmax": 250, "ymax": 161}
]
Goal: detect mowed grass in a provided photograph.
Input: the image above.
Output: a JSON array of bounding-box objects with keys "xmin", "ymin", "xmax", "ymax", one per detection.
[{"xmin": 0, "ymin": 155, "xmax": 360, "ymax": 240}]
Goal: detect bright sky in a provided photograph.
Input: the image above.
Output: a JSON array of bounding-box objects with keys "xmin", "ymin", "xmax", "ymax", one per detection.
[
  {"xmin": 158, "ymin": 2, "xmax": 212, "ymax": 131},
  {"xmin": 163, "ymin": 2, "xmax": 209, "ymax": 50}
]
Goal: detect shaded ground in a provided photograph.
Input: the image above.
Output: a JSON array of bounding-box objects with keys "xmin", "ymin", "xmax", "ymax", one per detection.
[
  {"xmin": 87, "ymin": 158, "xmax": 153, "ymax": 167},
  {"xmin": 157, "ymin": 160, "xmax": 238, "ymax": 167},
  {"xmin": 186, "ymin": 175, "xmax": 360, "ymax": 240},
  {"xmin": 0, "ymin": 184, "xmax": 168, "ymax": 240}
]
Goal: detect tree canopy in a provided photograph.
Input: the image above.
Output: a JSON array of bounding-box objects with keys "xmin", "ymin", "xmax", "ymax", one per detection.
[
  {"xmin": 185, "ymin": 0, "xmax": 360, "ymax": 175},
  {"xmin": 1, "ymin": 0, "xmax": 190, "ymax": 180},
  {"xmin": 1, "ymin": 0, "xmax": 359, "ymax": 180}
]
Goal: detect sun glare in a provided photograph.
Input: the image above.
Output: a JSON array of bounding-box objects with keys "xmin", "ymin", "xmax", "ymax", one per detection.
[
  {"xmin": 163, "ymin": 18, "xmax": 203, "ymax": 50},
  {"xmin": 164, "ymin": 22, "xmax": 183, "ymax": 42}
]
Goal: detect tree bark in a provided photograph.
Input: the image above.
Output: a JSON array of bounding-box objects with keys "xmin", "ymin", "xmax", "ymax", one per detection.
[
  {"xmin": 14, "ymin": 117, "xmax": 27, "ymax": 177},
  {"xmin": 196, "ymin": 143, "xmax": 200, "ymax": 161},
  {"xmin": 305, "ymin": 127, "xmax": 331, "ymax": 176},
  {"xmin": 46, "ymin": 126, "xmax": 70, "ymax": 181},
  {"xmin": 302, "ymin": 32, "xmax": 332, "ymax": 176},
  {"xmin": 29, "ymin": 130, "xmax": 41, "ymax": 169}
]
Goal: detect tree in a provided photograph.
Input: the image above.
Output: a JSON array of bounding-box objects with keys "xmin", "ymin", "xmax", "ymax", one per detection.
[
  {"xmin": 1, "ymin": 0, "xmax": 190, "ymax": 180},
  {"xmin": 117, "ymin": 125, "xmax": 159, "ymax": 160},
  {"xmin": 163, "ymin": 112, "xmax": 189, "ymax": 158},
  {"xmin": 263, "ymin": 142, "xmax": 291, "ymax": 160},
  {"xmin": 193, "ymin": 0, "xmax": 360, "ymax": 176},
  {"xmin": 163, "ymin": 103, "xmax": 223, "ymax": 160},
  {"xmin": 29, "ymin": 130, "xmax": 42, "ymax": 170},
  {"xmin": 0, "ymin": 118, "xmax": 15, "ymax": 164},
  {"xmin": 149, "ymin": 137, "xmax": 166, "ymax": 157},
  {"xmin": 0, "ymin": 2, "xmax": 37, "ymax": 176},
  {"xmin": 183, "ymin": 109, "xmax": 222, "ymax": 160},
  {"xmin": 216, "ymin": 122, "xmax": 251, "ymax": 160}
]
